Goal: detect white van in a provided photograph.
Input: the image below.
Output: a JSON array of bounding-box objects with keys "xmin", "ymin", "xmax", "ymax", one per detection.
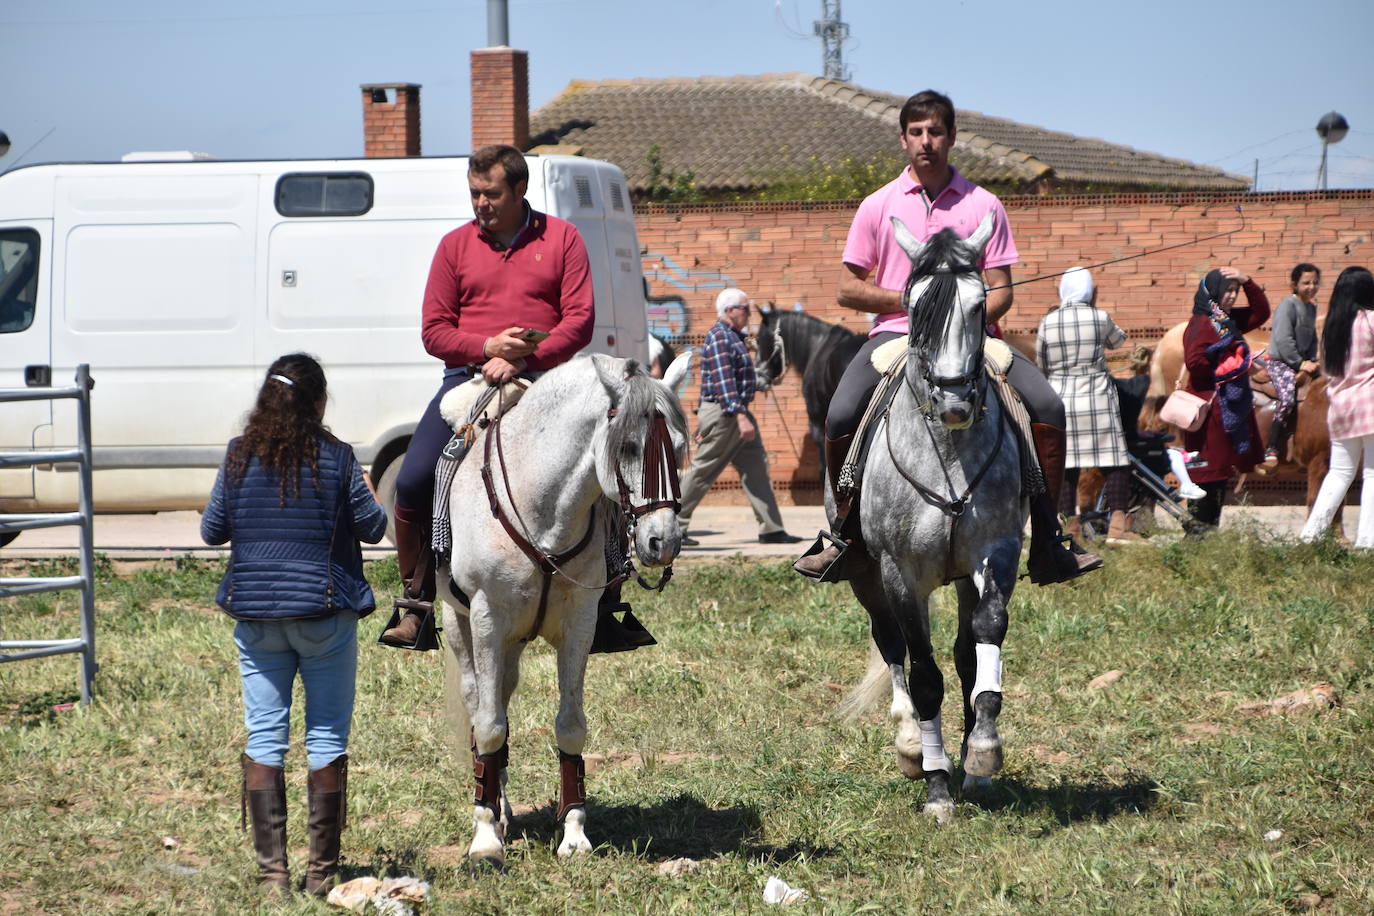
[{"xmin": 0, "ymin": 154, "xmax": 648, "ymax": 531}]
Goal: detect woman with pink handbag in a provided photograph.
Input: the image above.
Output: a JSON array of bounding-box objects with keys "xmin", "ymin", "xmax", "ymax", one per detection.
[{"xmin": 1181, "ymin": 267, "xmax": 1270, "ymax": 529}]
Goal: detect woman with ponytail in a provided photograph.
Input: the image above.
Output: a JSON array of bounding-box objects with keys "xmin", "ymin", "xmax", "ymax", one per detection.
[
  {"xmin": 201, "ymin": 353, "xmax": 386, "ymax": 896},
  {"xmin": 1300, "ymin": 267, "xmax": 1374, "ymax": 546}
]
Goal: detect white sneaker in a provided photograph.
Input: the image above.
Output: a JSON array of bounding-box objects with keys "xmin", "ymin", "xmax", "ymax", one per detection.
[{"xmin": 1178, "ymin": 484, "xmax": 1207, "ymax": 500}]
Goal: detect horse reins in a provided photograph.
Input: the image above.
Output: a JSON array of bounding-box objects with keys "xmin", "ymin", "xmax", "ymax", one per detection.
[{"xmin": 481, "ymin": 405, "xmax": 682, "ymax": 643}]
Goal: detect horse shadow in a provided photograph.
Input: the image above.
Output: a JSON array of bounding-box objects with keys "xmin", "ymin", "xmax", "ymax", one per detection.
[
  {"xmin": 510, "ymin": 792, "xmax": 835, "ymax": 863},
  {"xmin": 961, "ymin": 775, "xmax": 1161, "ymax": 826}
]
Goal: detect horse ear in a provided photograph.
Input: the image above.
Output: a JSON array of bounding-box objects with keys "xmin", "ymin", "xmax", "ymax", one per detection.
[
  {"xmin": 662, "ymin": 349, "xmax": 694, "ymax": 393},
  {"xmin": 965, "ymin": 211, "xmax": 996, "ymax": 258},
  {"xmin": 891, "ymin": 216, "xmax": 924, "ymax": 263},
  {"xmin": 592, "ymin": 353, "xmax": 625, "ymax": 403}
]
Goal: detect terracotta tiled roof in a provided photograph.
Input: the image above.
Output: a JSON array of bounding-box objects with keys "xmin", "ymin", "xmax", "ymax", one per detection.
[{"xmin": 528, "ymin": 73, "xmax": 1249, "ymax": 195}]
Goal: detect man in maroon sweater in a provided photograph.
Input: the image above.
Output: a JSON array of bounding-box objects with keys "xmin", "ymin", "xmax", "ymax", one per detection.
[{"xmin": 382, "ymin": 144, "xmax": 594, "ymax": 647}]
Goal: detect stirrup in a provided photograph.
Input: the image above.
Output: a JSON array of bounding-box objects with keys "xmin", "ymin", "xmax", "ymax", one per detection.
[
  {"xmin": 792, "ymin": 530, "xmax": 852, "ymax": 583},
  {"xmin": 590, "ymin": 602, "xmax": 657, "ymax": 655},
  {"xmin": 376, "ymin": 598, "xmax": 441, "ymax": 651}
]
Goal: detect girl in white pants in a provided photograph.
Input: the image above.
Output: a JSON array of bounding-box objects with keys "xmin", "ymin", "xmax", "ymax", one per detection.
[{"xmin": 1300, "ymin": 267, "xmax": 1374, "ymax": 547}]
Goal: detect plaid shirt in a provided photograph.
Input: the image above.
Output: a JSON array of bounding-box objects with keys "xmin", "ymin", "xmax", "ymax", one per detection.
[{"xmin": 698, "ymin": 319, "xmax": 755, "ymax": 415}]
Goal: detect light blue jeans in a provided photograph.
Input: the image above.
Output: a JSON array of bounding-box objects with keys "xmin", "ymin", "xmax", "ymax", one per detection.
[{"xmin": 235, "ymin": 612, "xmax": 359, "ymax": 771}]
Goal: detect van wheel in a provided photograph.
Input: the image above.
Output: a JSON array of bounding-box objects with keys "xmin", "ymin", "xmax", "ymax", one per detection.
[{"xmin": 375, "ymin": 455, "xmax": 403, "ymax": 546}]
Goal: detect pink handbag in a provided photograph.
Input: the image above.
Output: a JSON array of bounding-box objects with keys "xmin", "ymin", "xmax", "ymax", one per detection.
[{"xmin": 1160, "ymin": 363, "xmax": 1212, "ymax": 432}]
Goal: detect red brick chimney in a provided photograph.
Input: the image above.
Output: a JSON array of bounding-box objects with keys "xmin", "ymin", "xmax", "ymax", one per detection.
[
  {"xmin": 361, "ymin": 83, "xmax": 421, "ymax": 157},
  {"xmin": 470, "ymin": 48, "xmax": 528, "ymax": 150}
]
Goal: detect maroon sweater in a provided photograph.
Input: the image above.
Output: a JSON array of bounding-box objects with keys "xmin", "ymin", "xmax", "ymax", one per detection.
[{"xmin": 420, "ymin": 209, "xmax": 595, "ymax": 370}]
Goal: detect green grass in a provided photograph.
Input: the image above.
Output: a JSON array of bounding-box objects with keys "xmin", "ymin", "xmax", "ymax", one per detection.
[{"xmin": 1, "ymin": 533, "xmax": 1371, "ymax": 914}]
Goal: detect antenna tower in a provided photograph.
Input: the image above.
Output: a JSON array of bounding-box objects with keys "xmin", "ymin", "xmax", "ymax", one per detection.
[{"xmin": 814, "ymin": 0, "xmax": 849, "ymax": 81}]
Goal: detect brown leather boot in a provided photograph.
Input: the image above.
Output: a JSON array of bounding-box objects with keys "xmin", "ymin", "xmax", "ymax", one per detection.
[
  {"xmin": 1026, "ymin": 423, "xmax": 1104, "ymax": 585},
  {"xmin": 381, "ymin": 509, "xmax": 434, "ymax": 647},
  {"xmin": 1106, "ymin": 510, "xmax": 1144, "ymax": 545},
  {"xmin": 241, "ymin": 754, "xmax": 289, "ymax": 894},
  {"xmin": 794, "ymin": 434, "xmax": 859, "ymax": 580},
  {"xmin": 304, "ymin": 754, "xmax": 348, "ymax": 897}
]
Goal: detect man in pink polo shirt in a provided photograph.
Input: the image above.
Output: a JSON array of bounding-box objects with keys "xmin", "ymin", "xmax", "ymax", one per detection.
[
  {"xmin": 381, "ymin": 144, "xmax": 595, "ymax": 647},
  {"xmin": 795, "ymin": 90, "xmax": 1102, "ymax": 585}
]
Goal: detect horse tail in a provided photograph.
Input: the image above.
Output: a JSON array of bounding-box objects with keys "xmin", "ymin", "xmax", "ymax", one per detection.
[{"xmin": 836, "ymin": 643, "xmax": 889, "ymax": 722}]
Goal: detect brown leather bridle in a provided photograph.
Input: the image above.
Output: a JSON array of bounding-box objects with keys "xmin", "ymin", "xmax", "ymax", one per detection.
[{"xmin": 480, "ymin": 405, "xmax": 682, "ymax": 644}]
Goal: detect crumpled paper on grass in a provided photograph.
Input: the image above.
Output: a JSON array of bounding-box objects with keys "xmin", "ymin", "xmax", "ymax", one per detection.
[
  {"xmin": 327, "ymin": 876, "xmax": 430, "ymax": 914},
  {"xmin": 763, "ymin": 876, "xmax": 809, "ymax": 905}
]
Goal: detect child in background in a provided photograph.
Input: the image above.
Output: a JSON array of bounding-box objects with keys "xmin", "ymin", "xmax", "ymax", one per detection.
[{"xmin": 202, "ymin": 353, "xmax": 387, "ymax": 896}]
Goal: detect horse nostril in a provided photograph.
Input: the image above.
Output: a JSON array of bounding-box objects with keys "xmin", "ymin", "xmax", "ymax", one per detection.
[{"xmin": 648, "ymin": 536, "xmax": 662, "ymax": 555}]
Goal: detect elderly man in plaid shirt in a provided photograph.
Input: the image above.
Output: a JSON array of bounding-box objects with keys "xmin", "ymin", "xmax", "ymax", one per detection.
[{"xmin": 677, "ymin": 288, "xmax": 802, "ymax": 546}]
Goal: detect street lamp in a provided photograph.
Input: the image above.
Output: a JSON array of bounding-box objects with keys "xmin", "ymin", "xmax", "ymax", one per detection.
[{"xmin": 1316, "ymin": 112, "xmax": 1348, "ymax": 190}]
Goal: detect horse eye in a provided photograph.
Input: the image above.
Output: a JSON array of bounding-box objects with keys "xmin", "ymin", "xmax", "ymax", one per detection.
[{"xmin": 622, "ymin": 443, "xmax": 640, "ymax": 459}]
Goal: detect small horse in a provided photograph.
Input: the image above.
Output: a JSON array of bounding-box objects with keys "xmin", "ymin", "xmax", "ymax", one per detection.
[
  {"xmin": 841, "ymin": 213, "xmax": 1027, "ymax": 823},
  {"xmin": 753, "ymin": 307, "xmax": 865, "ymax": 475},
  {"xmin": 437, "ymin": 354, "xmax": 690, "ymax": 865}
]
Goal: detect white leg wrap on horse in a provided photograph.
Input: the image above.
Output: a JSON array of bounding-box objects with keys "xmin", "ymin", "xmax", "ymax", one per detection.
[
  {"xmin": 919, "ymin": 714, "xmax": 953, "ymax": 774},
  {"xmin": 972, "ymin": 643, "xmax": 1002, "ymax": 702}
]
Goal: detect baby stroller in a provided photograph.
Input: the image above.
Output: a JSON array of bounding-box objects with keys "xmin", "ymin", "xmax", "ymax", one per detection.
[{"xmin": 1079, "ymin": 372, "xmax": 1210, "ymax": 539}]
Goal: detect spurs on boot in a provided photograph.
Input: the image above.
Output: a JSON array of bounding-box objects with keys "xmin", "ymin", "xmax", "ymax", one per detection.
[
  {"xmin": 304, "ymin": 755, "xmax": 348, "ymax": 897},
  {"xmin": 241, "ymin": 754, "xmax": 289, "ymax": 894},
  {"xmin": 1027, "ymin": 423, "xmax": 1103, "ymax": 585}
]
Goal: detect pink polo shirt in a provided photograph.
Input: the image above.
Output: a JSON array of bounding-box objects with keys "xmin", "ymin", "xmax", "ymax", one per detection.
[{"xmin": 843, "ymin": 166, "xmax": 1018, "ymax": 337}]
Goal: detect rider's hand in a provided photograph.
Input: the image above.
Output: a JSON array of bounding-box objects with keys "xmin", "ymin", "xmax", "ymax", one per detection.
[
  {"xmin": 483, "ymin": 327, "xmax": 539, "ymax": 361},
  {"xmin": 481, "ymin": 356, "xmax": 524, "ymax": 385},
  {"xmin": 1301, "ymin": 360, "xmax": 1321, "ymax": 376},
  {"xmin": 735, "ymin": 413, "xmax": 757, "ymax": 442},
  {"xmin": 1218, "ymin": 266, "xmax": 1250, "ymax": 286}
]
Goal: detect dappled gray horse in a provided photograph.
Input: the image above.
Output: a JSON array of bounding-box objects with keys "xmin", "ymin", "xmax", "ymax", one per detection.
[
  {"xmin": 437, "ymin": 354, "xmax": 689, "ymax": 865},
  {"xmin": 842, "ymin": 213, "xmax": 1027, "ymax": 822}
]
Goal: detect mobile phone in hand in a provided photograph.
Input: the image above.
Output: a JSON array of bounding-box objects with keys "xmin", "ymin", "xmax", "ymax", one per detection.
[{"xmin": 519, "ymin": 328, "xmax": 551, "ymax": 343}]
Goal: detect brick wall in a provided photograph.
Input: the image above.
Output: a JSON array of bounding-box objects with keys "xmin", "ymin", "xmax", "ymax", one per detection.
[
  {"xmin": 360, "ymin": 83, "xmax": 421, "ymax": 158},
  {"xmin": 470, "ymin": 48, "xmax": 529, "ymax": 150},
  {"xmin": 636, "ymin": 190, "xmax": 1374, "ymax": 505}
]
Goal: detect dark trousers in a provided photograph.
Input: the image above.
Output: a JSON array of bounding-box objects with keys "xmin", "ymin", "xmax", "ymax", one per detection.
[
  {"xmin": 826, "ymin": 334, "xmax": 1065, "ymax": 438},
  {"xmin": 394, "ymin": 371, "xmax": 472, "ymax": 520}
]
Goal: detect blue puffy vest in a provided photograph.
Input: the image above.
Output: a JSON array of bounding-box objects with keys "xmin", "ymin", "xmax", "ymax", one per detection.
[{"xmin": 215, "ymin": 437, "xmax": 375, "ymax": 620}]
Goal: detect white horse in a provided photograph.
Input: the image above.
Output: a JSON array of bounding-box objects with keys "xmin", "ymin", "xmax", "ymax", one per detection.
[
  {"xmin": 437, "ymin": 353, "xmax": 690, "ymax": 865},
  {"xmin": 841, "ymin": 214, "xmax": 1028, "ymax": 823}
]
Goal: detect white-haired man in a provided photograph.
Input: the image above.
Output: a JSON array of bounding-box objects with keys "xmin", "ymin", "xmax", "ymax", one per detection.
[{"xmin": 676, "ymin": 288, "xmax": 801, "ymax": 545}]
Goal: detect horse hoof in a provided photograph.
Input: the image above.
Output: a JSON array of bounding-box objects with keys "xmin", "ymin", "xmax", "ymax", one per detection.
[
  {"xmin": 961, "ymin": 773, "xmax": 993, "ymax": 794},
  {"xmin": 895, "ymin": 751, "xmax": 923, "ymax": 780},
  {"xmin": 962, "ymin": 737, "xmax": 1003, "ymax": 778},
  {"xmin": 923, "ymin": 799, "xmax": 955, "ymax": 824},
  {"xmin": 557, "ymin": 834, "xmax": 594, "ymax": 857},
  {"xmin": 467, "ymin": 850, "xmax": 505, "ymax": 872}
]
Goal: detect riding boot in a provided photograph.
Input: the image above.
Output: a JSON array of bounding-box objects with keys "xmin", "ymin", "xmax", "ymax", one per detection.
[
  {"xmin": 794, "ymin": 434, "xmax": 860, "ymax": 580},
  {"xmin": 240, "ymin": 754, "xmax": 289, "ymax": 895},
  {"xmin": 381, "ymin": 509, "xmax": 435, "ymax": 648},
  {"xmin": 1026, "ymin": 423, "xmax": 1104, "ymax": 585},
  {"xmin": 1106, "ymin": 510, "xmax": 1144, "ymax": 545},
  {"xmin": 304, "ymin": 754, "xmax": 348, "ymax": 897},
  {"xmin": 590, "ymin": 580, "xmax": 657, "ymax": 654}
]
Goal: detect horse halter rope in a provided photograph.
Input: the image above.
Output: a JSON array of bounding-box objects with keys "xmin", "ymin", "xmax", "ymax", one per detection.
[{"xmin": 481, "ymin": 406, "xmax": 681, "ymax": 644}]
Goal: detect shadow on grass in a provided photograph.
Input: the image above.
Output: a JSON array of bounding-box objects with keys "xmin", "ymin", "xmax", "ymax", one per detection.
[
  {"xmin": 510, "ymin": 792, "xmax": 836, "ymax": 862},
  {"xmin": 964, "ymin": 775, "xmax": 1161, "ymax": 825}
]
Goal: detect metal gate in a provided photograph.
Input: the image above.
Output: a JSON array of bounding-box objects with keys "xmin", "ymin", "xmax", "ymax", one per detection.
[{"xmin": 0, "ymin": 365, "xmax": 98, "ymax": 705}]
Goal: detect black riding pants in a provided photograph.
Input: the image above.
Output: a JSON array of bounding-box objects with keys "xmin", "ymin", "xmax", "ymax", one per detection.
[
  {"xmin": 394, "ymin": 370, "xmax": 472, "ymax": 521},
  {"xmin": 825, "ymin": 333, "xmax": 1066, "ymax": 439}
]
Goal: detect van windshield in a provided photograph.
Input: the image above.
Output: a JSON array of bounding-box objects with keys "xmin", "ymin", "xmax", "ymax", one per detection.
[{"xmin": 0, "ymin": 229, "xmax": 39, "ymax": 333}]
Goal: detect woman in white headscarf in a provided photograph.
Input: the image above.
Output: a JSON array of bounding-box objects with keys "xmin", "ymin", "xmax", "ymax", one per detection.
[{"xmin": 1037, "ymin": 267, "xmax": 1136, "ymax": 543}]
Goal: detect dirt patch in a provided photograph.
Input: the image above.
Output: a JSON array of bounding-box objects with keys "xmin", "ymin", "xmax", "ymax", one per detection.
[
  {"xmin": 1178, "ymin": 722, "xmax": 1236, "ymax": 743},
  {"xmin": 582, "ymin": 751, "xmax": 721, "ymax": 774},
  {"xmin": 1024, "ymin": 745, "xmax": 1073, "ymax": 765}
]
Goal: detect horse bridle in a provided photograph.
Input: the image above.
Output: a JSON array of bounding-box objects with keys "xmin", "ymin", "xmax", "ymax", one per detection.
[
  {"xmin": 754, "ymin": 316, "xmax": 786, "ymax": 391},
  {"xmin": 903, "ymin": 262, "xmax": 989, "ymax": 424},
  {"xmin": 481, "ymin": 405, "xmax": 681, "ymax": 643}
]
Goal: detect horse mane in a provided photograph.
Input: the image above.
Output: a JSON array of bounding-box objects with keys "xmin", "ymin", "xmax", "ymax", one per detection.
[
  {"xmin": 604, "ymin": 359, "xmax": 688, "ymax": 462},
  {"xmin": 905, "ymin": 228, "xmax": 979, "ymax": 352}
]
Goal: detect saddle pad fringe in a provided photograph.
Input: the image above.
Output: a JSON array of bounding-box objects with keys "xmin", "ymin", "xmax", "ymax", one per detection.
[{"xmin": 432, "ymin": 382, "xmax": 525, "ymax": 561}]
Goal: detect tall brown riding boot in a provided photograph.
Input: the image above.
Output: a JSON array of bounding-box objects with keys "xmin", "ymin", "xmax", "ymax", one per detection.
[
  {"xmin": 1106, "ymin": 510, "xmax": 1144, "ymax": 545},
  {"xmin": 1026, "ymin": 423, "xmax": 1104, "ymax": 585},
  {"xmin": 304, "ymin": 754, "xmax": 348, "ymax": 897},
  {"xmin": 241, "ymin": 754, "xmax": 289, "ymax": 894},
  {"xmin": 794, "ymin": 434, "xmax": 859, "ymax": 580},
  {"xmin": 381, "ymin": 509, "xmax": 434, "ymax": 647}
]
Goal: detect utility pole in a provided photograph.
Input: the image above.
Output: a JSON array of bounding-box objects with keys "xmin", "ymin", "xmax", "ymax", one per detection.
[{"xmin": 814, "ymin": 0, "xmax": 849, "ymax": 81}]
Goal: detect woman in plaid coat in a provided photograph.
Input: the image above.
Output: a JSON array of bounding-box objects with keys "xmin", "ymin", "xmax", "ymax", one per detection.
[{"xmin": 1037, "ymin": 268, "xmax": 1136, "ymax": 543}]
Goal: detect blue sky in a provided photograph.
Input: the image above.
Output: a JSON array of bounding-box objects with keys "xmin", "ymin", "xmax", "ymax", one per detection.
[{"xmin": 6, "ymin": 0, "xmax": 1373, "ymax": 190}]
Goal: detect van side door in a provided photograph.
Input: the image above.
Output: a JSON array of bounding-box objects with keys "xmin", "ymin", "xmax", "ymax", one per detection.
[{"xmin": 0, "ymin": 220, "xmax": 53, "ymax": 503}]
